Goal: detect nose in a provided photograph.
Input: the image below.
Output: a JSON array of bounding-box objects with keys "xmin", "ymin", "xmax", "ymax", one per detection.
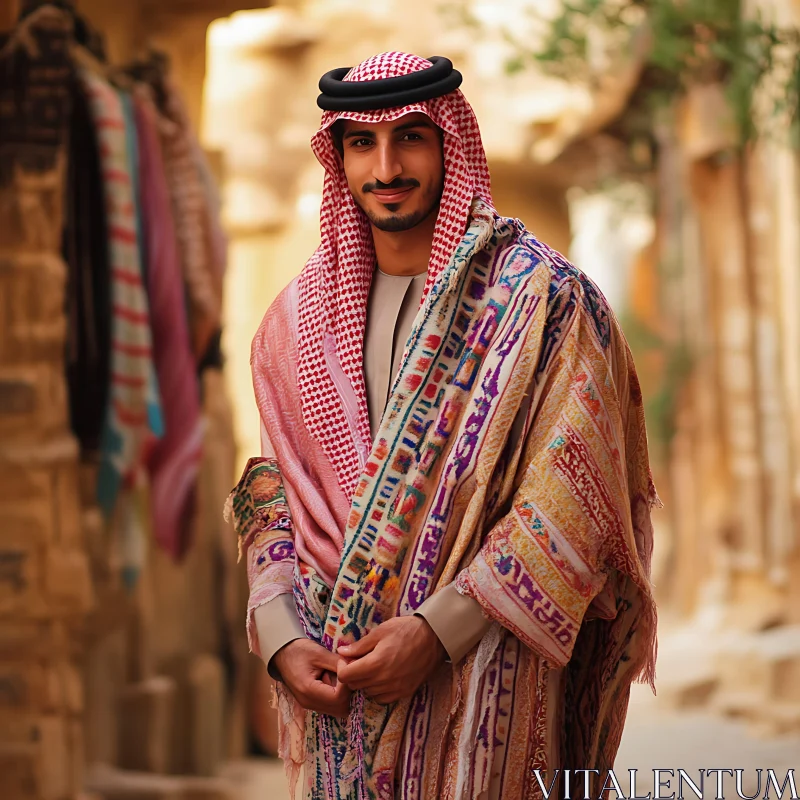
[{"xmin": 372, "ymin": 140, "xmax": 403, "ymax": 186}]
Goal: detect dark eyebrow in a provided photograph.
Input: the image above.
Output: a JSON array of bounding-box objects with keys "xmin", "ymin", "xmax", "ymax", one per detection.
[
  {"xmin": 342, "ymin": 119, "xmax": 436, "ymax": 141},
  {"xmin": 342, "ymin": 128, "xmax": 376, "ymax": 141}
]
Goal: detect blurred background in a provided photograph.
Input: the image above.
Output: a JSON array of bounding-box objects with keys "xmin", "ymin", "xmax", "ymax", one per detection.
[{"xmin": 1, "ymin": 0, "xmax": 799, "ymax": 798}]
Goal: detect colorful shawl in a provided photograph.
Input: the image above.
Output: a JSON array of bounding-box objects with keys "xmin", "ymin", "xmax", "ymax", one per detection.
[
  {"xmin": 80, "ymin": 69, "xmax": 163, "ymax": 516},
  {"xmin": 231, "ymin": 52, "xmax": 659, "ymax": 800},
  {"xmin": 134, "ymin": 90, "xmax": 203, "ymax": 560}
]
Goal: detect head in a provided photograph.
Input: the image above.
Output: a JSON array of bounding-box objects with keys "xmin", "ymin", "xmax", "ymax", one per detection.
[
  {"xmin": 313, "ymin": 53, "xmax": 492, "ymax": 255},
  {"xmin": 331, "ymin": 112, "xmax": 445, "ymax": 233},
  {"xmin": 298, "ymin": 52, "xmax": 495, "ymax": 493}
]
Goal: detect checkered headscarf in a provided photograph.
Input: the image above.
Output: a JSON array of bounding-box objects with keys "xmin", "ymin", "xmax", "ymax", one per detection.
[{"xmin": 297, "ymin": 52, "xmax": 494, "ymax": 497}]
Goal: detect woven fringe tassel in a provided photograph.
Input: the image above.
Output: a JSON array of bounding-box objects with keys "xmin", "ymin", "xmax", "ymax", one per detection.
[
  {"xmin": 453, "ymin": 622, "xmax": 502, "ymax": 800},
  {"xmin": 275, "ymin": 683, "xmax": 306, "ymax": 799},
  {"xmin": 338, "ymin": 690, "xmax": 367, "ymax": 796},
  {"xmin": 633, "ymin": 477, "xmax": 662, "ymax": 694},
  {"xmin": 632, "ymin": 596, "xmax": 659, "ymax": 694}
]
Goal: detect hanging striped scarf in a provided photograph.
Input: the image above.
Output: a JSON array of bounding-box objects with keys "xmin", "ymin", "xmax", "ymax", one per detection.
[{"xmin": 80, "ymin": 69, "xmax": 163, "ymax": 515}]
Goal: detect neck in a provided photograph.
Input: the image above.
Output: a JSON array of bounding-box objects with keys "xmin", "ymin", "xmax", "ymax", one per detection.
[{"xmin": 371, "ymin": 206, "xmax": 437, "ymax": 277}]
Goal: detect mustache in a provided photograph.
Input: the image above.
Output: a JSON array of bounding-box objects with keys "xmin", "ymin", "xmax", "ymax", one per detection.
[{"xmin": 362, "ymin": 178, "xmax": 420, "ymax": 194}]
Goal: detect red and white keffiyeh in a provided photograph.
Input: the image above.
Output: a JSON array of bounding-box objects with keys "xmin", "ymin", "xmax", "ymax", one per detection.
[{"xmin": 297, "ymin": 51, "xmax": 494, "ymax": 497}]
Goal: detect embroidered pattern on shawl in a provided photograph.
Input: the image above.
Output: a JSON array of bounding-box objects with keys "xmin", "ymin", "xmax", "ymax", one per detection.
[
  {"xmin": 226, "ymin": 456, "xmax": 296, "ymax": 659},
  {"xmin": 230, "ymin": 457, "xmax": 293, "ymax": 560}
]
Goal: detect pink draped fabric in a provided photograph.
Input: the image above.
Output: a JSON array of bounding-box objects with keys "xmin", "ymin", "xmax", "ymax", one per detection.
[
  {"xmin": 134, "ymin": 91, "xmax": 203, "ymax": 559},
  {"xmin": 251, "ymin": 279, "xmax": 350, "ymax": 586}
]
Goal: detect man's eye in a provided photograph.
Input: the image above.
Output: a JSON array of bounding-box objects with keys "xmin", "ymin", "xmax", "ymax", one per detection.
[
  {"xmin": 352, "ymin": 138, "xmax": 373, "ymax": 147},
  {"xmin": 403, "ymin": 133, "xmax": 423, "ymax": 141}
]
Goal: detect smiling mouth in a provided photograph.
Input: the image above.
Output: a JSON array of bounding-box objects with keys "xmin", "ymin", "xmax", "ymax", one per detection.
[{"xmin": 371, "ymin": 187, "xmax": 415, "ymax": 204}]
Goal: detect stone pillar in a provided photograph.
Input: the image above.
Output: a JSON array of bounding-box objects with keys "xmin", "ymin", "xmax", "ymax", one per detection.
[{"xmin": 0, "ymin": 7, "xmax": 93, "ymax": 800}]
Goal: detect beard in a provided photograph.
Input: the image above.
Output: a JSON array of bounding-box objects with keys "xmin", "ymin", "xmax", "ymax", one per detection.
[
  {"xmin": 363, "ymin": 197, "xmax": 440, "ymax": 232},
  {"xmin": 357, "ymin": 177, "xmax": 444, "ymax": 232}
]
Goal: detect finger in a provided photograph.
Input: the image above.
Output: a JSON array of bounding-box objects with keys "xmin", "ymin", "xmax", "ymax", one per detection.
[
  {"xmin": 302, "ymin": 678, "xmax": 338, "ymax": 705},
  {"xmin": 328, "ymin": 699, "xmax": 352, "ymax": 719},
  {"xmin": 335, "ymin": 658, "xmax": 352, "ymax": 679},
  {"xmin": 320, "ymin": 671, "xmax": 337, "ymax": 688},
  {"xmin": 332, "ymin": 679, "xmax": 351, "ymax": 703},
  {"xmin": 310, "ymin": 648, "xmax": 340, "ymax": 673},
  {"xmin": 337, "ymin": 651, "xmax": 383, "ymax": 686},
  {"xmin": 306, "ymin": 679, "xmax": 352, "ymax": 717},
  {"xmin": 337, "ymin": 630, "xmax": 379, "ymax": 659},
  {"xmin": 344, "ymin": 674, "xmax": 388, "ymax": 691}
]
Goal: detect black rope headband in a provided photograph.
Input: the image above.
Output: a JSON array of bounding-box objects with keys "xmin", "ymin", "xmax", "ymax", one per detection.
[{"xmin": 317, "ymin": 56, "xmax": 463, "ymax": 111}]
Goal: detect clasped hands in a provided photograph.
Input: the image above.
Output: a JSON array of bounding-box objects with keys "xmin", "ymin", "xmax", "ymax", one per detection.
[{"xmin": 271, "ymin": 616, "xmax": 447, "ymax": 718}]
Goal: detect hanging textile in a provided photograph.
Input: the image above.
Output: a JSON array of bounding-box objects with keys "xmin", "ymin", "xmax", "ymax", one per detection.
[
  {"xmin": 133, "ymin": 88, "xmax": 204, "ymax": 560},
  {"xmin": 64, "ymin": 74, "xmax": 111, "ymax": 454},
  {"xmin": 79, "ymin": 68, "xmax": 163, "ymax": 515},
  {"xmin": 156, "ymin": 76, "xmax": 224, "ymax": 364}
]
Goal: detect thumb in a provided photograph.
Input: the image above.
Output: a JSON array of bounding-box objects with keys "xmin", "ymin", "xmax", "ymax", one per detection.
[{"xmin": 337, "ymin": 631, "xmax": 377, "ymax": 659}]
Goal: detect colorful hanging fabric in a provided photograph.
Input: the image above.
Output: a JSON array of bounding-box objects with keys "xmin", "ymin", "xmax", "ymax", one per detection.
[{"xmin": 79, "ymin": 68, "xmax": 163, "ymax": 515}]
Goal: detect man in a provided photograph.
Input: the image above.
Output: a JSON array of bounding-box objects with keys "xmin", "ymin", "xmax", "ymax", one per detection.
[{"xmin": 228, "ymin": 52, "xmax": 660, "ymax": 800}]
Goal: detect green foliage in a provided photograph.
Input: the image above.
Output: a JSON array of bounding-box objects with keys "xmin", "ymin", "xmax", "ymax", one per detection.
[{"xmin": 513, "ymin": 0, "xmax": 800, "ymax": 145}]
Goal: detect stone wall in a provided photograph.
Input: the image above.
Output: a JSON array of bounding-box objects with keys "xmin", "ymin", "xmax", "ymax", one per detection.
[
  {"xmin": 656, "ymin": 90, "xmax": 800, "ymax": 730},
  {"xmin": 567, "ymin": 46, "xmax": 800, "ymax": 731},
  {"xmin": 0, "ymin": 3, "xmax": 264, "ymax": 797},
  {"xmin": 0, "ymin": 8, "xmax": 90, "ymax": 798}
]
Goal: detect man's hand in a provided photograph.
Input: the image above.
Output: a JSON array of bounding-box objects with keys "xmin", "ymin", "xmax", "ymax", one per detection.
[
  {"xmin": 336, "ymin": 616, "xmax": 447, "ymax": 705},
  {"xmin": 272, "ymin": 639, "xmax": 351, "ymax": 718}
]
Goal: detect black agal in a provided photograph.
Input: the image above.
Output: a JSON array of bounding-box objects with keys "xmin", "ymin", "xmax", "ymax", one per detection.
[{"xmin": 317, "ymin": 56, "xmax": 463, "ymax": 111}]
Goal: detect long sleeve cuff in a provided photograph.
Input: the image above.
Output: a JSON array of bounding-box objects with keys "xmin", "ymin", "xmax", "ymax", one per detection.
[
  {"xmin": 415, "ymin": 583, "xmax": 492, "ymax": 664},
  {"xmin": 253, "ymin": 594, "xmax": 306, "ymax": 680}
]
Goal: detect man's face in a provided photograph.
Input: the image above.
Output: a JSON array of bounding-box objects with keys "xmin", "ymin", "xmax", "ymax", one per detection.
[{"xmin": 338, "ymin": 112, "xmax": 445, "ymax": 233}]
